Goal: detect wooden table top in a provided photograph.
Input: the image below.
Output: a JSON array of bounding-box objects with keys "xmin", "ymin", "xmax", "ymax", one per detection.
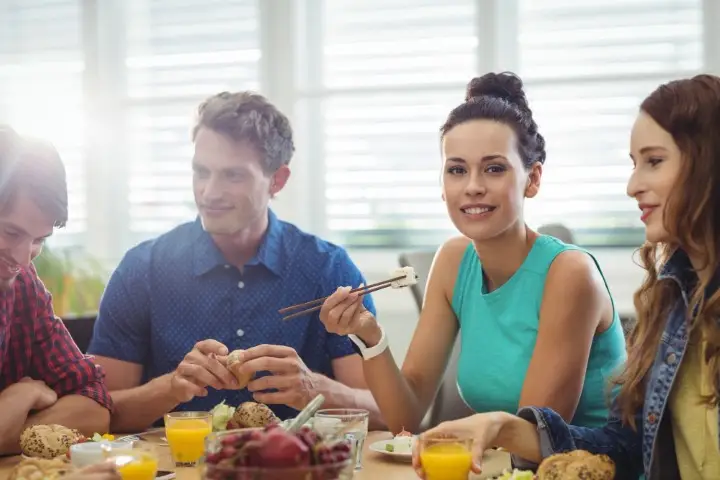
[{"xmin": 0, "ymin": 431, "xmax": 511, "ymax": 479}]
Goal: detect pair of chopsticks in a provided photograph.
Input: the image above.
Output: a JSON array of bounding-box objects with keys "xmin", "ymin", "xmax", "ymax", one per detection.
[{"xmin": 279, "ymin": 274, "xmax": 407, "ymax": 321}]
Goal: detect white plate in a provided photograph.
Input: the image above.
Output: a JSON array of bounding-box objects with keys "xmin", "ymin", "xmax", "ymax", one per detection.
[{"xmin": 368, "ymin": 439, "xmax": 413, "ymax": 462}]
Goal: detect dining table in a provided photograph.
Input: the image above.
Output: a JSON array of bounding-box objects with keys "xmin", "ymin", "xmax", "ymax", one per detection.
[{"xmin": 0, "ymin": 431, "xmax": 512, "ymax": 479}]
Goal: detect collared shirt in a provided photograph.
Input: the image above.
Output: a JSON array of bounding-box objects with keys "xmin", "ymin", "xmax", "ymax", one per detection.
[
  {"xmin": 88, "ymin": 210, "xmax": 375, "ymax": 420},
  {"xmin": 0, "ymin": 263, "xmax": 113, "ymax": 410}
]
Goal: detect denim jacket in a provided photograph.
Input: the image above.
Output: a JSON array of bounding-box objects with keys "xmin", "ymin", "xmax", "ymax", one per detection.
[{"xmin": 515, "ymin": 249, "xmax": 719, "ymax": 480}]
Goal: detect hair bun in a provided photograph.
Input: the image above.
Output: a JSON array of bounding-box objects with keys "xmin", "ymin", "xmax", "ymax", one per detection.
[{"xmin": 465, "ymin": 72, "xmax": 529, "ymax": 110}]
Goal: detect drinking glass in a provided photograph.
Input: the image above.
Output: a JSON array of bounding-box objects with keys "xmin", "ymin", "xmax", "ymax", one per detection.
[
  {"xmin": 419, "ymin": 436, "xmax": 473, "ymax": 480},
  {"xmin": 314, "ymin": 408, "xmax": 369, "ymax": 470},
  {"xmin": 164, "ymin": 411, "xmax": 212, "ymax": 467},
  {"xmin": 102, "ymin": 444, "xmax": 159, "ymax": 480}
]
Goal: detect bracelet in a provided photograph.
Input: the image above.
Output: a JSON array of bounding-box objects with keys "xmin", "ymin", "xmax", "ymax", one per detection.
[{"xmin": 348, "ymin": 324, "xmax": 388, "ymax": 360}]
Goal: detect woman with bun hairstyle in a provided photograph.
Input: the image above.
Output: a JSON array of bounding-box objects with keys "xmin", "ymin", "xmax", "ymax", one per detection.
[
  {"xmin": 318, "ymin": 72, "xmax": 627, "ymax": 434},
  {"xmin": 412, "ymin": 74, "xmax": 720, "ymax": 480}
]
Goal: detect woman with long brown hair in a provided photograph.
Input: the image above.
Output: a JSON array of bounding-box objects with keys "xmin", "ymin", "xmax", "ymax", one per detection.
[{"xmin": 413, "ymin": 74, "xmax": 720, "ymax": 480}]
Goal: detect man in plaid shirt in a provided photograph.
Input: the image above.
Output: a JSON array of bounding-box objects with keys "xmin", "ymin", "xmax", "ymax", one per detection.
[{"xmin": 0, "ymin": 126, "xmax": 112, "ymax": 454}]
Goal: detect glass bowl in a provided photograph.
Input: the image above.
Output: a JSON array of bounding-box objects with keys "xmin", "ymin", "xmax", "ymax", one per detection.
[
  {"xmin": 202, "ymin": 428, "xmax": 354, "ymax": 480},
  {"xmin": 202, "ymin": 461, "xmax": 354, "ymax": 480},
  {"xmin": 69, "ymin": 441, "xmax": 135, "ymax": 468}
]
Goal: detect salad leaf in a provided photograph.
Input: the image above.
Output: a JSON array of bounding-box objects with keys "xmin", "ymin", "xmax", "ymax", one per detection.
[
  {"xmin": 496, "ymin": 469, "xmax": 534, "ymax": 480},
  {"xmin": 210, "ymin": 400, "xmax": 236, "ymax": 431}
]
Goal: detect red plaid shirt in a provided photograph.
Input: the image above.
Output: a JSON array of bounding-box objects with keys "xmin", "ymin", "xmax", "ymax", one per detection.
[{"xmin": 0, "ymin": 264, "xmax": 113, "ymax": 411}]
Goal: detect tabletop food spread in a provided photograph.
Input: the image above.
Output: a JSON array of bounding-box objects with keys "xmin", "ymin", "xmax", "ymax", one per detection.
[{"xmin": 1, "ymin": 393, "xmax": 615, "ymax": 479}]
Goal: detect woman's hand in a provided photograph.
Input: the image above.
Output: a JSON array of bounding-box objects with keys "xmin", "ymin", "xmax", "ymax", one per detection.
[
  {"xmin": 412, "ymin": 413, "xmax": 509, "ymax": 478},
  {"xmin": 319, "ymin": 286, "xmax": 380, "ymax": 343}
]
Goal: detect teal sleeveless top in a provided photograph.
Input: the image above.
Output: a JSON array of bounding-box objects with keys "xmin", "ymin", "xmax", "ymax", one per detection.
[{"xmin": 453, "ymin": 235, "xmax": 627, "ymax": 427}]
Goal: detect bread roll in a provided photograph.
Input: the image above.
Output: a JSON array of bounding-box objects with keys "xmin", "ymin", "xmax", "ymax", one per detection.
[
  {"xmin": 9, "ymin": 457, "xmax": 72, "ymax": 480},
  {"xmin": 19, "ymin": 425, "xmax": 83, "ymax": 459},
  {"xmin": 537, "ymin": 450, "xmax": 615, "ymax": 480},
  {"xmin": 227, "ymin": 401, "xmax": 280, "ymax": 429},
  {"xmin": 225, "ymin": 349, "xmax": 253, "ymax": 388}
]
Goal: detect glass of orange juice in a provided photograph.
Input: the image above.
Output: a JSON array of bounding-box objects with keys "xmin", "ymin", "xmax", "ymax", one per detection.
[
  {"xmin": 102, "ymin": 445, "xmax": 159, "ymax": 480},
  {"xmin": 419, "ymin": 436, "xmax": 474, "ymax": 480},
  {"xmin": 164, "ymin": 411, "xmax": 213, "ymax": 467}
]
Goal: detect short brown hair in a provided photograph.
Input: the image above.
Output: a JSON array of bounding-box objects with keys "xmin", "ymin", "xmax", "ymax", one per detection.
[
  {"xmin": 0, "ymin": 125, "xmax": 68, "ymax": 228},
  {"xmin": 192, "ymin": 91, "xmax": 295, "ymax": 173}
]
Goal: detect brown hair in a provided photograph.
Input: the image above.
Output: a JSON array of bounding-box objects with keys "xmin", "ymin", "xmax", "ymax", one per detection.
[
  {"xmin": 0, "ymin": 125, "xmax": 68, "ymax": 228},
  {"xmin": 441, "ymin": 72, "xmax": 546, "ymax": 169},
  {"xmin": 616, "ymin": 74, "xmax": 720, "ymax": 428},
  {"xmin": 192, "ymin": 91, "xmax": 295, "ymax": 173}
]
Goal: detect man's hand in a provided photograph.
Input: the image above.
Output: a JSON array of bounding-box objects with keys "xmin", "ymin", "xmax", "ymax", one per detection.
[
  {"xmin": 171, "ymin": 339, "xmax": 240, "ymax": 402},
  {"xmin": 236, "ymin": 345, "xmax": 319, "ymax": 410},
  {"xmin": 17, "ymin": 377, "xmax": 58, "ymax": 411}
]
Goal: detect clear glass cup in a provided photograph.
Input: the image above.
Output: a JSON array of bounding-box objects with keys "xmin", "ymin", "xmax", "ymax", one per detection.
[
  {"xmin": 102, "ymin": 444, "xmax": 159, "ymax": 480},
  {"xmin": 164, "ymin": 411, "xmax": 213, "ymax": 467},
  {"xmin": 314, "ymin": 408, "xmax": 369, "ymax": 470},
  {"xmin": 418, "ymin": 436, "xmax": 473, "ymax": 480}
]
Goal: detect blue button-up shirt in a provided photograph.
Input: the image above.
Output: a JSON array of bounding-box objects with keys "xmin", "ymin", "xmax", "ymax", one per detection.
[{"xmin": 88, "ymin": 210, "xmax": 375, "ymax": 420}]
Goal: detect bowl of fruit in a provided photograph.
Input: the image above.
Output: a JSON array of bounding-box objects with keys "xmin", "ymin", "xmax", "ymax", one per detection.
[{"xmin": 202, "ymin": 424, "xmax": 354, "ymax": 480}]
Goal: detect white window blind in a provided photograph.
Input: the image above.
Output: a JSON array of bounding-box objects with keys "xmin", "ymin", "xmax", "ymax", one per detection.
[
  {"xmin": 320, "ymin": 0, "xmax": 477, "ymax": 248},
  {"xmin": 518, "ymin": 0, "xmax": 703, "ymax": 245},
  {"xmin": 124, "ymin": 0, "xmax": 261, "ymax": 241},
  {"xmin": 0, "ymin": 0, "xmax": 86, "ymax": 238}
]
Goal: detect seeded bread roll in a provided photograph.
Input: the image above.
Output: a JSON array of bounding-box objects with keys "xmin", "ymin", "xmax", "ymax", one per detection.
[
  {"xmin": 537, "ymin": 450, "xmax": 615, "ymax": 480},
  {"xmin": 224, "ymin": 349, "xmax": 253, "ymax": 388},
  {"xmin": 19, "ymin": 425, "xmax": 84, "ymax": 459},
  {"xmin": 226, "ymin": 401, "xmax": 279, "ymax": 429}
]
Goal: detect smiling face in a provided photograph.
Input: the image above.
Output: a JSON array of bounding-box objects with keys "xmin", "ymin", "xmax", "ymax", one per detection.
[
  {"xmin": 0, "ymin": 190, "xmax": 54, "ymax": 290},
  {"xmin": 627, "ymin": 111, "xmax": 682, "ymax": 244},
  {"xmin": 192, "ymin": 127, "xmax": 289, "ymax": 236},
  {"xmin": 441, "ymin": 119, "xmax": 541, "ymax": 241}
]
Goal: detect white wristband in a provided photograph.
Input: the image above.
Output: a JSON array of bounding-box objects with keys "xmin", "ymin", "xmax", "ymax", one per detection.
[{"xmin": 349, "ymin": 325, "xmax": 388, "ymax": 360}]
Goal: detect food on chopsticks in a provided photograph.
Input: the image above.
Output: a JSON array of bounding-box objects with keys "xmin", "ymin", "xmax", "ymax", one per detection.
[
  {"xmin": 389, "ymin": 266, "xmax": 418, "ymax": 288},
  {"xmin": 280, "ymin": 266, "xmax": 419, "ymax": 321},
  {"xmin": 204, "ymin": 423, "xmax": 352, "ymax": 478},
  {"xmin": 8, "ymin": 457, "xmax": 72, "ymax": 480},
  {"xmin": 536, "ymin": 450, "xmax": 615, "ymax": 480},
  {"xmin": 20, "ymin": 425, "xmax": 84, "ymax": 459}
]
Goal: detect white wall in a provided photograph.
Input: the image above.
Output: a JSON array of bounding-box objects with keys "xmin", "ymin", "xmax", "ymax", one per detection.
[{"xmin": 346, "ymin": 248, "xmax": 644, "ymax": 363}]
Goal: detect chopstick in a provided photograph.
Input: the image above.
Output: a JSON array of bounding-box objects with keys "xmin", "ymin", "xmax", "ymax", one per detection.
[{"xmin": 279, "ymin": 274, "xmax": 406, "ymax": 321}]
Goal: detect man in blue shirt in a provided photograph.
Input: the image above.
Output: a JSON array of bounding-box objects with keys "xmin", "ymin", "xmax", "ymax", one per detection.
[{"xmin": 88, "ymin": 92, "xmax": 381, "ymax": 432}]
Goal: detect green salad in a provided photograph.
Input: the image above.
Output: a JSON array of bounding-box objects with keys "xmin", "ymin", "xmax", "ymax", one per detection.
[{"xmin": 495, "ymin": 468, "xmax": 534, "ymax": 479}]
